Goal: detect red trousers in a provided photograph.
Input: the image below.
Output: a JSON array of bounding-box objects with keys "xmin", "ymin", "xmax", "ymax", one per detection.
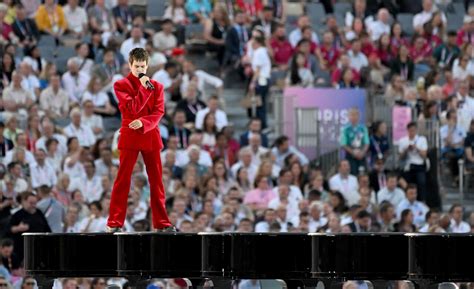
[{"xmin": 107, "ymin": 148, "xmax": 171, "ymax": 229}]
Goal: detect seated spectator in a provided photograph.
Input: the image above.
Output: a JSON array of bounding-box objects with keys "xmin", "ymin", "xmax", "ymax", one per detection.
[
  {"xmin": 456, "ymin": 15, "xmax": 474, "ymax": 47},
  {"xmin": 34, "ymin": 0, "xmax": 67, "ymax": 37},
  {"xmin": 440, "ymin": 109, "xmax": 466, "ymax": 178},
  {"xmin": 81, "ymin": 100, "xmax": 104, "ymax": 139},
  {"xmin": 185, "ymin": 0, "xmax": 212, "ymax": 23},
  {"xmin": 62, "ymin": 59, "xmax": 91, "ymax": 104},
  {"xmin": 91, "ymin": 49, "xmax": 120, "ymax": 90},
  {"xmin": 211, "ymin": 132, "xmax": 238, "ymax": 168},
  {"xmin": 465, "ymin": 120, "xmax": 474, "ymax": 170},
  {"xmin": 289, "ymin": 15, "xmax": 319, "ymax": 48},
  {"xmin": 433, "ymin": 31, "xmax": 460, "ymax": 69},
  {"xmin": 344, "ymin": 0, "xmax": 372, "ymax": 29},
  {"xmin": 329, "ymin": 160, "xmax": 360, "ymax": 206},
  {"xmin": 413, "ymin": 0, "xmax": 446, "ymax": 33},
  {"xmin": 12, "ymin": 4, "xmax": 39, "ymax": 48},
  {"xmin": 19, "ymin": 61, "xmax": 40, "ymax": 100},
  {"xmin": 449, "ymin": 204, "xmax": 470, "ymax": 233},
  {"xmin": 195, "ymin": 95, "xmax": 228, "ymax": 131},
  {"xmin": 272, "ymin": 169, "xmax": 303, "ymax": 203},
  {"xmin": 181, "ymin": 60, "xmax": 223, "ymax": 100},
  {"xmin": 82, "ymin": 78, "xmax": 116, "ymax": 116},
  {"xmin": 231, "ymin": 147, "xmax": 258, "ymax": 185},
  {"xmin": 2, "ymin": 71, "xmax": 34, "ymax": 122},
  {"xmin": 243, "ymin": 175, "xmax": 276, "ymax": 212},
  {"xmin": 377, "ymin": 173, "xmax": 405, "ymax": 206},
  {"xmin": 347, "ymin": 38, "xmax": 368, "ymax": 72},
  {"xmin": 63, "ymin": 0, "xmax": 88, "ymax": 37},
  {"xmin": 63, "ymin": 108, "xmax": 96, "ymax": 148},
  {"xmin": 78, "ymin": 201, "xmax": 107, "ymax": 232},
  {"xmin": 112, "ymin": 0, "xmax": 134, "ymax": 35},
  {"xmin": 120, "ymin": 26, "xmax": 147, "ymax": 60},
  {"xmin": 410, "ymin": 35, "xmax": 433, "ymax": 75},
  {"xmin": 452, "ymin": 53, "xmax": 474, "ymax": 82},
  {"xmin": 152, "ymin": 61, "xmax": 181, "ymax": 102},
  {"xmin": 87, "ymin": 0, "xmax": 116, "ymax": 44},
  {"xmin": 378, "ymin": 202, "xmax": 396, "ymax": 232},
  {"xmin": 22, "ymin": 46, "xmax": 46, "ymax": 76},
  {"xmin": 367, "ymin": 8, "xmax": 391, "ymax": 42},
  {"xmin": 39, "ymin": 74, "xmax": 69, "ymax": 119},
  {"xmin": 240, "ymin": 118, "xmax": 269, "ymax": 148},
  {"xmin": 153, "ymin": 18, "xmax": 177, "ymax": 55},
  {"xmin": 36, "ymin": 185, "xmax": 64, "ymax": 233},
  {"xmin": 316, "ymin": 31, "xmax": 341, "ymax": 72},
  {"xmin": 396, "ymin": 184, "xmax": 429, "ymax": 227},
  {"xmin": 271, "ymin": 135, "xmax": 309, "ymax": 168},
  {"xmin": 244, "ymin": 134, "xmax": 268, "ymax": 167},
  {"xmin": 287, "ymin": 52, "xmax": 314, "ymax": 87},
  {"xmin": 390, "ymin": 22, "xmax": 409, "ymax": 55},
  {"xmin": 164, "ymin": 0, "xmax": 188, "ymax": 26},
  {"xmin": 385, "ymin": 74, "xmax": 405, "ymax": 105},
  {"xmin": 35, "ymin": 119, "xmax": 67, "ymax": 157},
  {"xmin": 201, "ymin": 113, "xmax": 218, "ymax": 150},
  {"xmin": 204, "ymin": 5, "xmax": 230, "ymax": 67},
  {"xmin": 347, "ymin": 210, "xmax": 372, "ymax": 232},
  {"xmin": 30, "ymin": 149, "xmax": 57, "ymax": 189},
  {"xmin": 176, "ymin": 82, "xmax": 206, "ymax": 125},
  {"xmin": 71, "ymin": 43, "xmax": 94, "ymax": 74},
  {"xmin": 332, "ymin": 55, "xmax": 361, "ymax": 87},
  {"xmin": 394, "ymin": 208, "xmax": 417, "ymax": 232},
  {"xmin": 419, "ymin": 209, "xmax": 441, "ymax": 232}
]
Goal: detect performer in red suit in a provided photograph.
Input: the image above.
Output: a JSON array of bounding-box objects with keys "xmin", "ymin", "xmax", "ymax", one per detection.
[{"xmin": 106, "ymin": 48, "xmax": 175, "ymax": 232}]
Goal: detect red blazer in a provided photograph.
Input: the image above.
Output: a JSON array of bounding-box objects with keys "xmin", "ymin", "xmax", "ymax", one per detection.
[{"xmin": 114, "ymin": 73, "xmax": 164, "ymax": 151}]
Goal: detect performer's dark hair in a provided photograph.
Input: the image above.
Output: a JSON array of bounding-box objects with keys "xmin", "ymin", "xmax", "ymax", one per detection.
[{"xmin": 128, "ymin": 48, "xmax": 149, "ymax": 64}]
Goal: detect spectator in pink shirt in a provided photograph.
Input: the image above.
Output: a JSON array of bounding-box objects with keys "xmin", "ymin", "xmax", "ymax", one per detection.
[{"xmin": 243, "ymin": 175, "xmax": 276, "ymax": 212}]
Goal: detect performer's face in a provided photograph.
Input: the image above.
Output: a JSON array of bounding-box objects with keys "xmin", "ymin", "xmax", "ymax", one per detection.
[{"xmin": 129, "ymin": 60, "xmax": 148, "ymax": 77}]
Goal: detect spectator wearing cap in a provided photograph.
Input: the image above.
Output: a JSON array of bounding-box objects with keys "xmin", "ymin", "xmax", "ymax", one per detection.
[
  {"xmin": 289, "ymin": 15, "xmax": 319, "ymax": 48},
  {"xmin": 39, "ymin": 74, "xmax": 69, "ymax": 120},
  {"xmin": 63, "ymin": 0, "xmax": 88, "ymax": 37},
  {"xmin": 120, "ymin": 26, "xmax": 146, "ymax": 60},
  {"xmin": 396, "ymin": 184, "xmax": 429, "ymax": 227},
  {"xmin": 64, "ymin": 108, "xmax": 96, "ymax": 148},
  {"xmin": 62, "ymin": 58, "xmax": 91, "ymax": 104},
  {"xmin": 6, "ymin": 192, "xmax": 51, "ymax": 260},
  {"xmin": 449, "ymin": 204, "xmax": 470, "ymax": 233},
  {"xmin": 35, "ymin": 0, "xmax": 67, "ymax": 38},
  {"xmin": 12, "ymin": 4, "xmax": 39, "ymax": 48},
  {"xmin": 36, "ymin": 185, "xmax": 65, "ymax": 233},
  {"xmin": 457, "ymin": 15, "xmax": 474, "ymax": 46},
  {"xmin": 413, "ymin": 0, "xmax": 446, "ymax": 33}
]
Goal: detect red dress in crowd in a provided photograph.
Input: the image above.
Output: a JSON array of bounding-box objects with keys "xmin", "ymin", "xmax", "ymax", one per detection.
[{"xmin": 107, "ymin": 73, "xmax": 172, "ymax": 230}]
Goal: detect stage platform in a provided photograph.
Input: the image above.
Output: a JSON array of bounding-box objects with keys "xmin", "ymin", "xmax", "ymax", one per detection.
[{"xmin": 23, "ymin": 232, "xmax": 474, "ymax": 289}]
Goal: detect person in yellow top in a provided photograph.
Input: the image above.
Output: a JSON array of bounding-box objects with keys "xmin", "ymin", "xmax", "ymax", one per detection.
[
  {"xmin": 3, "ymin": 0, "xmax": 16, "ymax": 25},
  {"xmin": 35, "ymin": 0, "xmax": 67, "ymax": 37}
]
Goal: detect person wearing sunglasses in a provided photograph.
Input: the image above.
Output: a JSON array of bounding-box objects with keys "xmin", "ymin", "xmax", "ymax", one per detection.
[{"xmin": 0, "ymin": 276, "xmax": 12, "ymax": 289}]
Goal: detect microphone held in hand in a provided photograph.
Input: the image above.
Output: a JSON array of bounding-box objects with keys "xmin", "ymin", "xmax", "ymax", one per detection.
[{"xmin": 138, "ymin": 73, "xmax": 155, "ymax": 90}]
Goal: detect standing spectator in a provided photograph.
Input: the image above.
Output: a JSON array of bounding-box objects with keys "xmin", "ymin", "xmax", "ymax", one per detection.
[
  {"xmin": 464, "ymin": 120, "xmax": 474, "ymax": 170},
  {"xmin": 340, "ymin": 108, "xmax": 370, "ymax": 175},
  {"xmin": 63, "ymin": 0, "xmax": 88, "ymax": 37},
  {"xmin": 398, "ymin": 122, "xmax": 428, "ymax": 201},
  {"xmin": 225, "ymin": 11, "xmax": 249, "ymax": 67},
  {"xmin": 6, "ymin": 192, "xmax": 51, "ymax": 261},
  {"xmin": 249, "ymin": 36, "xmax": 272, "ymax": 128},
  {"xmin": 35, "ymin": 0, "xmax": 67, "ymax": 37}
]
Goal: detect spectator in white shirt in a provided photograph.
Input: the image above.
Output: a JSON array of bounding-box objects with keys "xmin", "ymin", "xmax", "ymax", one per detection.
[
  {"xmin": 288, "ymin": 15, "xmax": 319, "ymax": 48},
  {"xmin": 63, "ymin": 0, "xmax": 88, "ymax": 37},
  {"xmin": 30, "ymin": 149, "xmax": 57, "ymax": 189},
  {"xmin": 63, "ymin": 108, "xmax": 96, "ymax": 148},
  {"xmin": 19, "ymin": 61, "xmax": 40, "ymax": 100},
  {"xmin": 152, "ymin": 61, "xmax": 181, "ymax": 101},
  {"xmin": 78, "ymin": 201, "xmax": 107, "ymax": 232},
  {"xmin": 329, "ymin": 160, "xmax": 360, "ymax": 206},
  {"xmin": 70, "ymin": 43, "xmax": 95, "ymax": 75},
  {"xmin": 419, "ymin": 210, "xmax": 441, "ymax": 232},
  {"xmin": 195, "ymin": 95, "xmax": 228, "ymax": 131},
  {"xmin": 62, "ymin": 58, "xmax": 91, "ymax": 104},
  {"xmin": 39, "ymin": 74, "xmax": 69, "ymax": 119},
  {"xmin": 377, "ymin": 174, "xmax": 406, "ymax": 206},
  {"xmin": 272, "ymin": 168, "xmax": 303, "ymax": 202},
  {"xmin": 35, "ymin": 119, "xmax": 68, "ymax": 157},
  {"xmin": 3, "ymin": 133, "xmax": 35, "ymax": 166},
  {"xmin": 255, "ymin": 208, "xmax": 277, "ymax": 232},
  {"xmin": 94, "ymin": 147, "xmax": 119, "ymax": 177},
  {"xmin": 120, "ymin": 26, "xmax": 147, "ymax": 60},
  {"xmin": 413, "ymin": 0, "xmax": 446, "ymax": 33},
  {"xmin": 2, "ymin": 71, "xmax": 35, "ymax": 122},
  {"xmin": 271, "ymin": 135, "xmax": 309, "ymax": 168},
  {"xmin": 231, "ymin": 147, "xmax": 258, "ymax": 185},
  {"xmin": 440, "ymin": 109, "xmax": 466, "ymax": 177},
  {"xmin": 347, "ymin": 38, "xmax": 368, "ymax": 72},
  {"xmin": 250, "ymin": 36, "xmax": 272, "ymax": 129},
  {"xmin": 81, "ymin": 100, "xmax": 104, "ymax": 139},
  {"xmin": 308, "ymin": 201, "xmax": 328, "ymax": 232},
  {"xmin": 396, "ymin": 184, "xmax": 429, "ymax": 227},
  {"xmin": 181, "ymin": 60, "xmax": 223, "ymax": 100},
  {"xmin": 368, "ymin": 8, "xmax": 391, "ymax": 42},
  {"xmin": 449, "ymin": 204, "xmax": 470, "ymax": 233},
  {"xmin": 82, "ymin": 78, "xmax": 116, "ymax": 116},
  {"xmin": 80, "ymin": 161, "xmax": 103, "ymax": 203},
  {"xmin": 152, "ymin": 18, "xmax": 177, "ymax": 54},
  {"xmin": 245, "ymin": 134, "xmax": 269, "ymax": 167},
  {"xmin": 268, "ymin": 184, "xmax": 299, "ymax": 221}
]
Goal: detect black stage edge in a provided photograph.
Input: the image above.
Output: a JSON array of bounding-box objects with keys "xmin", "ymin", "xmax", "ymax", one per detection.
[{"xmin": 24, "ymin": 233, "xmax": 474, "ymax": 289}]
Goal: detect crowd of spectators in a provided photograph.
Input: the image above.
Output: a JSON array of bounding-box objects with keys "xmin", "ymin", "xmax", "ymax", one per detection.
[{"xmin": 0, "ymin": 0, "xmax": 473, "ymax": 288}]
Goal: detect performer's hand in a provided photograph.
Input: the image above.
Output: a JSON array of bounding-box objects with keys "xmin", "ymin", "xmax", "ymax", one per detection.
[
  {"xmin": 139, "ymin": 75, "xmax": 151, "ymax": 89},
  {"xmin": 129, "ymin": 119, "xmax": 143, "ymax": 130}
]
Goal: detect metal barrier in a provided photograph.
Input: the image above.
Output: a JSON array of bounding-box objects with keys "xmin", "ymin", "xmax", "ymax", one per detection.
[{"xmin": 294, "ymin": 107, "xmax": 320, "ymax": 156}]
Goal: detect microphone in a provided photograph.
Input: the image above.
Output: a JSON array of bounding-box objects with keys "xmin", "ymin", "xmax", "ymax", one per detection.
[{"xmin": 138, "ymin": 73, "xmax": 155, "ymax": 90}]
